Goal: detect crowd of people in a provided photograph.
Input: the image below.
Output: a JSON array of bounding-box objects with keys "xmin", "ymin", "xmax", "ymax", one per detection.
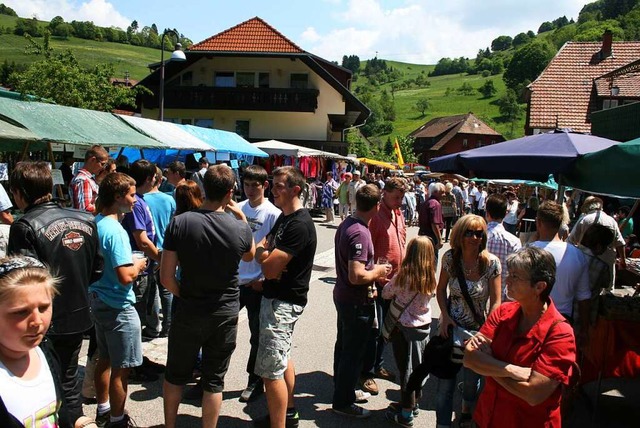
[{"xmin": 0, "ymin": 147, "xmax": 634, "ymax": 428}]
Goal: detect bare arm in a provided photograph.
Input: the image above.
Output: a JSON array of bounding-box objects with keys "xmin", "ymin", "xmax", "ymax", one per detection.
[
  {"xmin": 242, "ymin": 239, "xmax": 256, "ymax": 263},
  {"xmin": 114, "ymin": 258, "xmax": 146, "ymax": 286},
  {"xmin": 348, "ymin": 260, "xmax": 389, "ymax": 285},
  {"xmin": 492, "ymin": 370, "xmax": 560, "ymax": 407},
  {"xmin": 131, "ymin": 230, "xmax": 161, "ymax": 262},
  {"xmin": 488, "ymin": 273, "xmax": 502, "ymax": 315},
  {"xmin": 160, "ymin": 250, "xmax": 181, "ymax": 297},
  {"xmin": 261, "ymin": 247, "xmax": 293, "ymax": 280},
  {"xmin": 436, "ymin": 267, "xmax": 455, "ymax": 337}
]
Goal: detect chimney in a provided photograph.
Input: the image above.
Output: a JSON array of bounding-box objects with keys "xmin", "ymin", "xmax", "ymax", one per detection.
[{"xmin": 601, "ymin": 29, "xmax": 613, "ymax": 59}]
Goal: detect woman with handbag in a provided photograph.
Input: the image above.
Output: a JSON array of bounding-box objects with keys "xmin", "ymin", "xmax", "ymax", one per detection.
[
  {"xmin": 435, "ymin": 215, "xmax": 501, "ymax": 428},
  {"xmin": 440, "ymin": 182, "xmax": 458, "ymax": 242},
  {"xmin": 463, "ymin": 247, "xmax": 576, "ymax": 428},
  {"xmin": 381, "ymin": 236, "xmax": 437, "ymax": 427}
]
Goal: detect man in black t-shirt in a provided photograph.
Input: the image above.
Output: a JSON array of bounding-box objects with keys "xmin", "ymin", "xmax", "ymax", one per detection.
[
  {"xmin": 254, "ymin": 166, "xmax": 317, "ymax": 428},
  {"xmin": 160, "ymin": 165, "xmax": 255, "ymax": 428}
]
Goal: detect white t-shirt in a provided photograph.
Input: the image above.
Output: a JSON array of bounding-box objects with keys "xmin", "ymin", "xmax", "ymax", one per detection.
[
  {"xmin": 0, "ymin": 185, "xmax": 12, "ymax": 212},
  {"xmin": 530, "ymin": 240, "xmax": 591, "ymax": 316},
  {"xmin": 237, "ymin": 199, "xmax": 281, "ymax": 284},
  {"xmin": 504, "ymin": 200, "xmax": 519, "ymax": 225},
  {"xmin": 477, "ymin": 191, "xmax": 488, "ymax": 210},
  {"xmin": 0, "ymin": 347, "xmax": 59, "ymax": 427}
]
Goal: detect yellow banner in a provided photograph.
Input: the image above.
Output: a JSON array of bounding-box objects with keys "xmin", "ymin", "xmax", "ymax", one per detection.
[{"xmin": 394, "ymin": 138, "xmax": 405, "ymax": 167}]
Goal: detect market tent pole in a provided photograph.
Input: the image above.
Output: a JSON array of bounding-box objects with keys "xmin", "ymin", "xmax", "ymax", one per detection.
[
  {"xmin": 46, "ymin": 142, "xmax": 64, "ymax": 199},
  {"xmin": 20, "ymin": 141, "xmax": 30, "ymax": 161}
]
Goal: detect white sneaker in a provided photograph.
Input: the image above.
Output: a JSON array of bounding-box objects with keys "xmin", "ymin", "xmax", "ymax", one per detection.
[{"xmin": 355, "ymin": 389, "xmax": 371, "ymax": 403}]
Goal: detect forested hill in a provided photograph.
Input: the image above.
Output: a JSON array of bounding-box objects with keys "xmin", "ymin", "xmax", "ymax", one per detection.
[{"xmin": 342, "ymin": 0, "xmax": 640, "ymax": 161}]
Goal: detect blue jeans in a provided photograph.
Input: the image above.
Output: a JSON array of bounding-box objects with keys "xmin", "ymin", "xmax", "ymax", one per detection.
[
  {"xmin": 435, "ymin": 367, "xmax": 483, "ymax": 426},
  {"xmin": 333, "ymin": 301, "xmax": 374, "ymax": 409}
]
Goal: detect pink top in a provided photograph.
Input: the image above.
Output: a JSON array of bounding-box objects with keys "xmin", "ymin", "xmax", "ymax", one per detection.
[{"xmin": 382, "ymin": 274, "xmax": 433, "ymax": 327}]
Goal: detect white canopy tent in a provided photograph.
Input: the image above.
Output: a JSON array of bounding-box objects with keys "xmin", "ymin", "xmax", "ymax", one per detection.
[{"xmin": 253, "ymin": 139, "xmax": 349, "ymax": 160}]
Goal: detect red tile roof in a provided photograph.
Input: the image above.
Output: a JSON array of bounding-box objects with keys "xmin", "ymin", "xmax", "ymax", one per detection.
[
  {"xmin": 594, "ymin": 71, "xmax": 640, "ymax": 98},
  {"xmin": 189, "ymin": 17, "xmax": 304, "ymax": 53},
  {"xmin": 410, "ymin": 113, "xmax": 502, "ymax": 150},
  {"xmin": 528, "ymin": 41, "xmax": 640, "ymax": 133}
]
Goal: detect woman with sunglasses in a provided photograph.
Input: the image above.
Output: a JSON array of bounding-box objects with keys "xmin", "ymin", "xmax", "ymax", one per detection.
[{"xmin": 434, "ymin": 214, "xmax": 501, "ymax": 428}]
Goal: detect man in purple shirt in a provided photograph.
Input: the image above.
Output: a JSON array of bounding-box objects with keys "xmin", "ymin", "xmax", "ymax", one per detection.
[
  {"xmin": 332, "ymin": 184, "xmax": 391, "ymax": 419},
  {"xmin": 418, "ymin": 182, "xmax": 445, "ymax": 264},
  {"xmin": 122, "ymin": 160, "xmax": 162, "ymax": 338}
]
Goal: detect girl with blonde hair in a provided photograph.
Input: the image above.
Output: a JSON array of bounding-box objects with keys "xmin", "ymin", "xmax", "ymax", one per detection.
[
  {"xmin": 0, "ymin": 255, "xmax": 97, "ymax": 427},
  {"xmin": 382, "ymin": 236, "xmax": 438, "ymax": 426}
]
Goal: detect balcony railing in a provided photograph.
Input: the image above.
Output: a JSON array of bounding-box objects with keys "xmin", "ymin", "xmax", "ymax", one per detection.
[{"xmin": 141, "ymin": 86, "xmax": 319, "ymax": 112}]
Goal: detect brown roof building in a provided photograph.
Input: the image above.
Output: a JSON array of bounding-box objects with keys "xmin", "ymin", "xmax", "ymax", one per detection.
[
  {"xmin": 526, "ymin": 30, "xmax": 640, "ymax": 135},
  {"xmin": 135, "ymin": 17, "xmax": 369, "ymax": 154},
  {"xmin": 410, "ymin": 113, "xmax": 504, "ymax": 165}
]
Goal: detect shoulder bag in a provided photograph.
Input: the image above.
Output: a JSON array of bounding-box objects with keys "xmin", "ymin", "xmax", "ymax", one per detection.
[
  {"xmin": 450, "ymin": 261, "xmax": 486, "ymax": 363},
  {"xmin": 382, "ymin": 292, "xmax": 419, "ymax": 341}
]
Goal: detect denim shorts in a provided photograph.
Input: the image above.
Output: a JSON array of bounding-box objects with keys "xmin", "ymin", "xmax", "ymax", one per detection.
[
  {"xmin": 255, "ymin": 298, "xmax": 304, "ymax": 380},
  {"xmin": 90, "ymin": 292, "xmax": 142, "ymax": 369}
]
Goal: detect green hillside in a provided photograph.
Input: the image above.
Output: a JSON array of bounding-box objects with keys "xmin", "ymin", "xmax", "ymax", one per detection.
[
  {"xmin": 0, "ymin": 14, "xmax": 160, "ymax": 81},
  {"xmin": 353, "ymin": 60, "xmax": 525, "ymax": 143}
]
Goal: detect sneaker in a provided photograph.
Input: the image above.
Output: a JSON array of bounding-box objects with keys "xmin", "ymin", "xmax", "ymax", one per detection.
[
  {"xmin": 385, "ymin": 408, "xmax": 413, "ymax": 427},
  {"xmin": 106, "ymin": 414, "xmax": 137, "ymax": 428},
  {"xmin": 354, "ymin": 389, "xmax": 371, "ymax": 403},
  {"xmin": 240, "ymin": 378, "xmax": 264, "ymax": 403},
  {"xmin": 332, "ymin": 404, "xmax": 371, "ymax": 419},
  {"xmin": 142, "ymin": 356, "xmax": 165, "ymax": 374},
  {"xmin": 253, "ymin": 411, "xmax": 299, "ymax": 428},
  {"xmin": 360, "ymin": 377, "xmax": 379, "ymax": 395},
  {"xmin": 96, "ymin": 412, "xmax": 110, "ymax": 428},
  {"xmin": 375, "ymin": 367, "xmax": 397, "ymax": 381},
  {"xmin": 388, "ymin": 402, "xmax": 419, "ymax": 417},
  {"xmin": 141, "ymin": 328, "xmax": 159, "ymax": 341}
]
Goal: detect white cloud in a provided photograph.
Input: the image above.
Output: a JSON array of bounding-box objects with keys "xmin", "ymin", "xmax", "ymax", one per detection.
[
  {"xmin": 301, "ymin": 0, "xmax": 586, "ymax": 63},
  {"xmin": 301, "ymin": 27, "xmax": 321, "ymax": 43},
  {"xmin": 4, "ymin": 0, "xmax": 130, "ymax": 30}
]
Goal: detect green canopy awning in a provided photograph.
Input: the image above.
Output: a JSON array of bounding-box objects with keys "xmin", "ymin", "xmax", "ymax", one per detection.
[
  {"xmin": 0, "ymin": 97, "xmax": 164, "ymax": 148},
  {"xmin": 561, "ymin": 139, "xmax": 640, "ymax": 198},
  {"xmin": 0, "ymin": 119, "xmax": 47, "ymax": 151}
]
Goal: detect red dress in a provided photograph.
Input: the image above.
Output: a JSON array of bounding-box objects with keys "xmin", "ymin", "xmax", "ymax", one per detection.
[{"xmin": 474, "ymin": 301, "xmax": 576, "ymax": 428}]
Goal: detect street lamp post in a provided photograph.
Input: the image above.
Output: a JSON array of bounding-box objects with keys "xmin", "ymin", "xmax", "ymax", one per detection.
[{"xmin": 159, "ymin": 29, "xmax": 186, "ymax": 121}]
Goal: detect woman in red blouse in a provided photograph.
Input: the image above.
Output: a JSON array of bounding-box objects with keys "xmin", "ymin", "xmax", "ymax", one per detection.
[{"xmin": 464, "ymin": 246, "xmax": 576, "ymax": 428}]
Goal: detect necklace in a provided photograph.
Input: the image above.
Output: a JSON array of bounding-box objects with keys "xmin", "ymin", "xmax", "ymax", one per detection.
[{"xmin": 462, "ymin": 259, "xmax": 479, "ymax": 276}]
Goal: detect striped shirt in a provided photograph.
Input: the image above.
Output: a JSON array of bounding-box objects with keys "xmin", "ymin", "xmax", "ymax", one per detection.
[{"xmin": 70, "ymin": 169, "xmax": 98, "ymax": 213}]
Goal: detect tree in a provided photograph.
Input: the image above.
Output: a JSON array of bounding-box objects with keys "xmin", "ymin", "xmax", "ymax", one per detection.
[
  {"xmin": 15, "ymin": 18, "xmax": 43, "ymax": 37},
  {"xmin": 513, "ymin": 32, "xmax": 531, "ymax": 48},
  {"xmin": 552, "ymin": 16, "xmax": 570, "ymax": 29},
  {"xmin": 10, "ymin": 34, "xmax": 147, "ymax": 111},
  {"xmin": 491, "ymin": 35, "xmax": 513, "ymax": 51},
  {"xmin": 538, "ymin": 21, "xmax": 555, "ymax": 33},
  {"xmin": 0, "ymin": 3, "xmax": 17, "ymax": 16},
  {"xmin": 497, "ymin": 89, "xmax": 525, "ymax": 137},
  {"xmin": 48, "ymin": 16, "xmax": 65, "ymax": 32},
  {"xmin": 478, "ymin": 80, "xmax": 497, "ymax": 98},
  {"xmin": 396, "ymin": 135, "xmax": 418, "ymax": 163},
  {"xmin": 341, "ymin": 54, "xmax": 361, "ymax": 74},
  {"xmin": 414, "ymin": 98, "xmax": 430, "ymax": 116},
  {"xmin": 130, "ymin": 20, "xmax": 139, "ymax": 32},
  {"xmin": 504, "ymin": 41, "xmax": 556, "ymax": 90},
  {"xmin": 457, "ymin": 82, "xmax": 475, "ymax": 96},
  {"xmin": 379, "ymin": 90, "xmax": 395, "ymax": 121},
  {"xmin": 346, "ymin": 129, "xmax": 371, "ymax": 158}
]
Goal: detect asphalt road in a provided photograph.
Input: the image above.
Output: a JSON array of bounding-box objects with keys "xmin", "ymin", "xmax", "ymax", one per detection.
[{"xmin": 80, "ymin": 214, "xmax": 457, "ymax": 427}]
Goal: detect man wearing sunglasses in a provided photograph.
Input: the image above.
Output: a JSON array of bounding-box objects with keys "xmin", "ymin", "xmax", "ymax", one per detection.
[{"xmin": 70, "ymin": 144, "xmax": 110, "ymax": 214}]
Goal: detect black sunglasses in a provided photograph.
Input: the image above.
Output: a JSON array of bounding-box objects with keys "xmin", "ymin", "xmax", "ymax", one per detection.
[{"xmin": 464, "ymin": 230, "xmax": 485, "ymax": 238}]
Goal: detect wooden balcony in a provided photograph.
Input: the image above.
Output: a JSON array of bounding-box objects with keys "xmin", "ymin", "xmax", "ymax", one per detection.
[{"xmin": 141, "ymin": 86, "xmax": 319, "ymax": 112}]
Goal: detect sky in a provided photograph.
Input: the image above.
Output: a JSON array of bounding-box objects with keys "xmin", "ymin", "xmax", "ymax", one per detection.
[{"xmin": 7, "ymin": 0, "xmax": 588, "ymax": 64}]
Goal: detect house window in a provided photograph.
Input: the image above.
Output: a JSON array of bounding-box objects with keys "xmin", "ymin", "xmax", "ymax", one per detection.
[
  {"xmin": 491, "ymin": 140, "xmax": 496, "ymax": 145},
  {"xmin": 290, "ymin": 73, "xmax": 308, "ymax": 89},
  {"xmin": 194, "ymin": 119, "xmax": 214, "ymax": 128},
  {"xmin": 214, "ymin": 72, "xmax": 234, "ymax": 87},
  {"xmin": 477, "ymin": 140, "xmax": 483, "ymax": 148},
  {"xmin": 258, "ymin": 72, "xmax": 270, "ymax": 88},
  {"xmin": 181, "ymin": 71, "xmax": 193, "ymax": 86},
  {"xmin": 462, "ymin": 139, "xmax": 468, "ymax": 148},
  {"xmin": 236, "ymin": 120, "xmax": 250, "ymax": 138},
  {"xmin": 236, "ymin": 72, "xmax": 255, "ymax": 88},
  {"xmin": 603, "ymin": 99, "xmax": 619, "ymax": 109}
]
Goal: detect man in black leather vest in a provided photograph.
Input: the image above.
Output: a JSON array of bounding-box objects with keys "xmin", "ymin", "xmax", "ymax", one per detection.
[{"xmin": 7, "ymin": 161, "xmax": 103, "ymax": 423}]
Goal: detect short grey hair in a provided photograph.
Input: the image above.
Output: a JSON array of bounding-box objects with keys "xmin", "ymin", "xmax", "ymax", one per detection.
[
  {"xmin": 506, "ymin": 247, "xmax": 556, "ymax": 301},
  {"xmin": 433, "ymin": 182, "xmax": 446, "ymax": 193}
]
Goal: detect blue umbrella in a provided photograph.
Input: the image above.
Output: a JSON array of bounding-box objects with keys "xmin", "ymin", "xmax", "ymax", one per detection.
[{"xmin": 429, "ymin": 131, "xmax": 619, "ymax": 181}]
